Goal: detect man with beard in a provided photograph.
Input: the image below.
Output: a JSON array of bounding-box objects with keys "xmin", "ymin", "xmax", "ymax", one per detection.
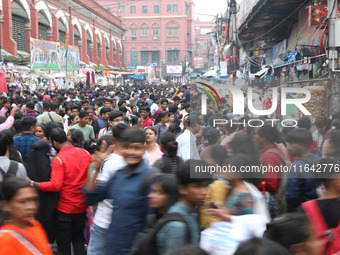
[{"xmin": 30, "ymin": 128, "xmax": 92, "ymax": 255}]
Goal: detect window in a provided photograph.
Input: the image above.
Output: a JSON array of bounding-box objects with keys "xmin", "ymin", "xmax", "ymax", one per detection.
[
  {"xmin": 167, "ymin": 5, "xmax": 172, "ymax": 13},
  {"xmin": 87, "ymin": 40, "xmax": 91, "ymax": 57},
  {"xmin": 131, "ymin": 28, "xmax": 137, "ymax": 37},
  {"xmin": 203, "ymin": 44, "xmax": 208, "ymax": 50},
  {"xmin": 97, "ymin": 43, "xmax": 101, "ymax": 58},
  {"xmin": 167, "ymin": 28, "xmax": 172, "ymax": 37},
  {"xmin": 106, "ymin": 46, "xmax": 109, "ymax": 60},
  {"xmin": 152, "ymin": 27, "xmax": 159, "ymax": 36},
  {"xmin": 131, "ymin": 51, "xmax": 138, "ymax": 65},
  {"xmin": 121, "ymin": 6, "xmax": 125, "ymax": 14},
  {"xmin": 167, "ymin": 28, "xmax": 179, "ymax": 37},
  {"xmin": 173, "ymin": 28, "xmax": 179, "ymax": 36},
  {"xmin": 38, "ymin": 24, "xmax": 48, "ymax": 41},
  {"xmin": 195, "ymin": 44, "xmax": 200, "ymax": 56},
  {"xmin": 167, "ymin": 50, "xmax": 179, "ymax": 62},
  {"xmin": 12, "ymin": 16, "xmax": 26, "ymax": 51},
  {"xmin": 125, "ymin": 52, "xmax": 127, "ymax": 65},
  {"xmin": 186, "ymin": 9, "xmax": 190, "ymax": 15},
  {"xmin": 173, "ymin": 4, "xmax": 178, "ymax": 13},
  {"xmin": 74, "ymin": 35, "xmax": 80, "ymax": 46},
  {"xmin": 152, "ymin": 51, "xmax": 159, "ymax": 63},
  {"xmin": 59, "ymin": 31, "xmax": 66, "ymax": 43},
  {"xmin": 142, "ymin": 6, "xmax": 148, "ymax": 14},
  {"xmin": 130, "ymin": 6, "xmax": 136, "ymax": 14},
  {"xmin": 154, "ymin": 5, "xmax": 159, "ymax": 13},
  {"xmin": 141, "ymin": 28, "xmax": 148, "ymax": 36},
  {"xmin": 141, "ymin": 51, "xmax": 149, "ymax": 65}
]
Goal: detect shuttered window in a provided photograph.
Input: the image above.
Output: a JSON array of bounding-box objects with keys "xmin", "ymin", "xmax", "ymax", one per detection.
[
  {"xmin": 12, "ymin": 16, "xmax": 26, "ymax": 51},
  {"xmin": 131, "ymin": 51, "xmax": 138, "ymax": 65},
  {"xmin": 141, "ymin": 51, "xmax": 148, "ymax": 65},
  {"xmin": 38, "ymin": 24, "xmax": 48, "ymax": 41},
  {"xmin": 97, "ymin": 42, "xmax": 101, "ymax": 58}
]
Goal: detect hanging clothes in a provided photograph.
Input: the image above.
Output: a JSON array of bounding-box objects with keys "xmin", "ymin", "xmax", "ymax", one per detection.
[
  {"xmin": 0, "ymin": 71, "xmax": 8, "ymax": 94},
  {"xmin": 86, "ymin": 72, "xmax": 91, "ymax": 87},
  {"xmin": 91, "ymin": 71, "xmax": 95, "ymax": 84}
]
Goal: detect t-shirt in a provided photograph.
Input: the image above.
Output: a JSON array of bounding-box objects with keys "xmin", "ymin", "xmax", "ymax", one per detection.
[{"xmin": 70, "ymin": 124, "xmax": 95, "ymax": 141}]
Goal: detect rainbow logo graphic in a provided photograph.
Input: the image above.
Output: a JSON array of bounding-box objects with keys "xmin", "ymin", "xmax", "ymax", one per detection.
[{"xmin": 197, "ymin": 82, "xmax": 223, "ymax": 114}]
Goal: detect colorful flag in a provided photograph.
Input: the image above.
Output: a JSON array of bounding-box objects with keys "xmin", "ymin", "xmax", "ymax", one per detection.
[{"xmin": 64, "ymin": 32, "xmax": 69, "ymax": 57}]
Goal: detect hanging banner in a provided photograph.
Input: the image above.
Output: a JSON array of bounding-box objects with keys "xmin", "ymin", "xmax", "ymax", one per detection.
[
  {"xmin": 58, "ymin": 43, "xmax": 80, "ymax": 71},
  {"xmin": 30, "ymin": 38, "xmax": 60, "ymax": 70}
]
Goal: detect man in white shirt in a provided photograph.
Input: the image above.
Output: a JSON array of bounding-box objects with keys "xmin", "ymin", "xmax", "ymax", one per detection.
[
  {"xmin": 87, "ymin": 123, "xmax": 149, "ymax": 255},
  {"xmin": 176, "ymin": 115, "xmax": 201, "ymax": 161},
  {"xmin": 150, "ymin": 96, "xmax": 160, "ymax": 116}
]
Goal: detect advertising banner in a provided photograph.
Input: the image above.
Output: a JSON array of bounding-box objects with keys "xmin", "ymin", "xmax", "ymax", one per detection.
[
  {"xmin": 30, "ymin": 38, "xmax": 60, "ymax": 70},
  {"xmin": 59, "ymin": 43, "xmax": 80, "ymax": 71},
  {"xmin": 167, "ymin": 65, "xmax": 182, "ymax": 74}
]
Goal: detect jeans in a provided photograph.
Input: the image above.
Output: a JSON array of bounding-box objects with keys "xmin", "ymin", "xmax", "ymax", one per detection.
[
  {"xmin": 56, "ymin": 210, "xmax": 86, "ymax": 255},
  {"xmin": 87, "ymin": 224, "xmax": 108, "ymax": 255}
]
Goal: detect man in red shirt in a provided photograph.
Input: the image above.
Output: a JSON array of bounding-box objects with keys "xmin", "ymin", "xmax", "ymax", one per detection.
[
  {"xmin": 253, "ymin": 124, "xmax": 286, "ymax": 218},
  {"xmin": 141, "ymin": 106, "xmax": 154, "ymax": 128},
  {"xmin": 31, "ymin": 128, "xmax": 92, "ymax": 255},
  {"xmin": 153, "ymin": 98, "xmax": 169, "ymax": 120}
]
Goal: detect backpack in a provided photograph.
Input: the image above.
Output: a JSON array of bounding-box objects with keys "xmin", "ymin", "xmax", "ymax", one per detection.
[
  {"xmin": 130, "ymin": 212, "xmax": 191, "ymax": 255},
  {"xmin": 263, "ymin": 148, "xmax": 291, "ymax": 214},
  {"xmin": 302, "ymin": 199, "xmax": 340, "ymax": 255},
  {"xmin": 0, "ymin": 161, "xmax": 19, "ymax": 195}
]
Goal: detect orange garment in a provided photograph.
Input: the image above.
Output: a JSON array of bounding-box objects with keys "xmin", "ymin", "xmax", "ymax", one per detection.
[{"xmin": 0, "ymin": 220, "xmax": 53, "ymax": 255}]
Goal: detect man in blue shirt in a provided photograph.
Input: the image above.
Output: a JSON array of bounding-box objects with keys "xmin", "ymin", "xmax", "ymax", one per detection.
[
  {"xmin": 84, "ymin": 127, "xmax": 153, "ymax": 255},
  {"xmin": 285, "ymin": 128, "xmax": 320, "ymax": 212},
  {"xmin": 156, "ymin": 160, "xmax": 211, "ymax": 255},
  {"xmin": 98, "ymin": 107, "xmax": 111, "ymax": 130},
  {"xmin": 181, "ymin": 85, "xmax": 191, "ymax": 104},
  {"xmin": 14, "ymin": 116, "xmax": 40, "ymax": 161}
]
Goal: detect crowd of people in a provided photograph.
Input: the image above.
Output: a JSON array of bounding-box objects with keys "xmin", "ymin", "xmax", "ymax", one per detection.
[{"xmin": 0, "ymin": 83, "xmax": 339, "ymax": 255}]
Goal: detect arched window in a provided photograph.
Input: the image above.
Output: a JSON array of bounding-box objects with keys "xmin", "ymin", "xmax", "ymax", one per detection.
[{"xmin": 11, "ymin": 0, "xmax": 30, "ymax": 51}]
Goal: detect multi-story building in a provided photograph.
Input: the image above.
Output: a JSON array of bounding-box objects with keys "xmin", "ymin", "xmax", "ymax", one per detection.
[
  {"xmin": 194, "ymin": 18, "xmax": 215, "ymax": 69},
  {"xmin": 0, "ymin": 0, "xmax": 125, "ymax": 67},
  {"xmin": 97, "ymin": 0, "xmax": 195, "ymax": 79}
]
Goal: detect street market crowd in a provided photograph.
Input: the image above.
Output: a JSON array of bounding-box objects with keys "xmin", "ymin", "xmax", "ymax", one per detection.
[{"xmin": 0, "ymin": 83, "xmax": 339, "ymax": 255}]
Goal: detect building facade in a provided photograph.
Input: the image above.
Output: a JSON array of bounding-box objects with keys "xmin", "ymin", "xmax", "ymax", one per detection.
[
  {"xmin": 97, "ymin": 0, "xmax": 195, "ymax": 77},
  {"xmin": 0, "ymin": 0, "xmax": 125, "ymax": 67},
  {"xmin": 194, "ymin": 18, "xmax": 215, "ymax": 69}
]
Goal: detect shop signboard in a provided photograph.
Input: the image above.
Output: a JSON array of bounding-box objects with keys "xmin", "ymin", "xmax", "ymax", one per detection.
[
  {"xmin": 30, "ymin": 38, "xmax": 60, "ymax": 70},
  {"xmin": 166, "ymin": 65, "xmax": 182, "ymax": 74},
  {"xmin": 59, "ymin": 43, "xmax": 80, "ymax": 71},
  {"xmin": 308, "ymin": 5, "xmax": 340, "ymax": 26}
]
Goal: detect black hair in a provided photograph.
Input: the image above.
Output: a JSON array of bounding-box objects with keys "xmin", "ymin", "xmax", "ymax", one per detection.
[
  {"xmin": 229, "ymin": 133, "xmax": 259, "ymax": 162},
  {"xmin": 85, "ymin": 105, "xmax": 94, "ymax": 111},
  {"xmin": 22, "ymin": 116, "xmax": 37, "ymax": 131},
  {"xmin": 99, "ymin": 107, "xmax": 111, "ymax": 118},
  {"xmin": 328, "ymin": 130, "xmax": 340, "ymax": 155},
  {"xmin": 159, "ymin": 132, "xmax": 178, "ymax": 158},
  {"xmin": 160, "ymin": 99, "xmax": 168, "ymax": 105},
  {"xmin": 122, "ymin": 127, "xmax": 146, "ymax": 144},
  {"xmin": 44, "ymin": 122, "xmax": 63, "ymax": 140},
  {"xmin": 145, "ymin": 126, "xmax": 158, "ymax": 136},
  {"xmin": 176, "ymin": 160, "xmax": 212, "ymax": 185},
  {"xmin": 141, "ymin": 106, "xmax": 150, "ymax": 113},
  {"xmin": 234, "ymin": 238, "xmax": 291, "ymax": 255},
  {"xmin": 131, "ymin": 116, "xmax": 141, "ymax": 126},
  {"xmin": 108, "ymin": 110, "xmax": 123, "ymax": 121},
  {"xmin": 168, "ymin": 104, "xmax": 178, "ymax": 113},
  {"xmin": 51, "ymin": 102, "xmax": 58, "ymax": 111},
  {"xmin": 258, "ymin": 125, "xmax": 278, "ymax": 143},
  {"xmin": 0, "ymin": 116, "xmax": 5, "ymax": 125},
  {"xmin": 71, "ymin": 105, "xmax": 80, "ymax": 111},
  {"xmin": 37, "ymin": 94, "xmax": 43, "ymax": 101},
  {"xmin": 286, "ymin": 128, "xmax": 312, "ymax": 147},
  {"xmin": 13, "ymin": 119, "xmax": 23, "ymax": 134},
  {"xmin": 206, "ymin": 128, "xmax": 220, "ymax": 145},
  {"xmin": 0, "ymin": 132, "xmax": 11, "ymax": 156},
  {"xmin": 36, "ymin": 124, "xmax": 46, "ymax": 135},
  {"xmin": 119, "ymin": 106, "xmax": 127, "ymax": 113},
  {"xmin": 165, "ymin": 245, "xmax": 209, "ymax": 255},
  {"xmin": 297, "ymin": 116, "xmax": 311, "ymax": 130},
  {"xmin": 50, "ymin": 128, "xmax": 68, "ymax": 144},
  {"xmin": 104, "ymin": 98, "xmax": 112, "ymax": 103},
  {"xmin": 167, "ymin": 123, "xmax": 181, "ymax": 136},
  {"xmin": 78, "ymin": 110, "xmax": 89, "ymax": 119},
  {"xmin": 173, "ymin": 96, "xmax": 181, "ymax": 101},
  {"xmin": 14, "ymin": 111, "xmax": 23, "ymax": 120},
  {"xmin": 96, "ymin": 135, "xmax": 112, "ymax": 151},
  {"xmin": 184, "ymin": 103, "xmax": 190, "ymax": 110},
  {"xmin": 209, "ymin": 145, "xmax": 228, "ymax": 166},
  {"xmin": 118, "ymin": 100, "xmax": 125, "ymax": 107},
  {"xmin": 155, "ymin": 111, "xmax": 167, "ymax": 124},
  {"xmin": 71, "ymin": 129, "xmax": 84, "ymax": 148},
  {"xmin": 83, "ymin": 139, "xmax": 97, "ymax": 154},
  {"xmin": 314, "ymin": 116, "xmax": 328, "ymax": 128},
  {"xmin": 42, "ymin": 101, "xmax": 51, "ymax": 111},
  {"xmin": 112, "ymin": 123, "xmax": 129, "ymax": 143},
  {"xmin": 81, "ymin": 99, "xmax": 88, "ymax": 106},
  {"xmin": 264, "ymin": 213, "xmax": 312, "ymax": 250},
  {"xmin": 186, "ymin": 115, "xmax": 200, "ymax": 127},
  {"xmin": 70, "ymin": 114, "xmax": 78, "ymax": 122},
  {"xmin": 154, "ymin": 175, "xmax": 179, "ymax": 213},
  {"xmin": 26, "ymin": 101, "xmax": 35, "ymax": 110}
]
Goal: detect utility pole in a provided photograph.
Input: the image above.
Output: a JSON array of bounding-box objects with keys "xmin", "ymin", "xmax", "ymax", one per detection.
[
  {"xmin": 230, "ymin": 0, "xmax": 237, "ymax": 74},
  {"xmin": 327, "ymin": 0, "xmax": 340, "ymax": 115}
]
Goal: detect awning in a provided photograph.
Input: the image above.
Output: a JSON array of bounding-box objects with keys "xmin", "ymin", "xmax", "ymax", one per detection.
[
  {"xmin": 102, "ymin": 70, "xmax": 144, "ymax": 75},
  {"xmin": 127, "ymin": 74, "xmax": 144, "ymax": 80}
]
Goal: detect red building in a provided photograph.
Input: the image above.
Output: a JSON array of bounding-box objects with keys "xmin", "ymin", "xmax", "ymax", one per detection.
[
  {"xmin": 97, "ymin": 0, "xmax": 195, "ymax": 78},
  {"xmin": 0, "ymin": 0, "xmax": 125, "ymax": 67},
  {"xmin": 194, "ymin": 18, "xmax": 215, "ymax": 69}
]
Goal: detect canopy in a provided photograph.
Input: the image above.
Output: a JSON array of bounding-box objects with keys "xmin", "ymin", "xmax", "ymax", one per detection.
[{"xmin": 127, "ymin": 75, "xmax": 144, "ymax": 80}]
